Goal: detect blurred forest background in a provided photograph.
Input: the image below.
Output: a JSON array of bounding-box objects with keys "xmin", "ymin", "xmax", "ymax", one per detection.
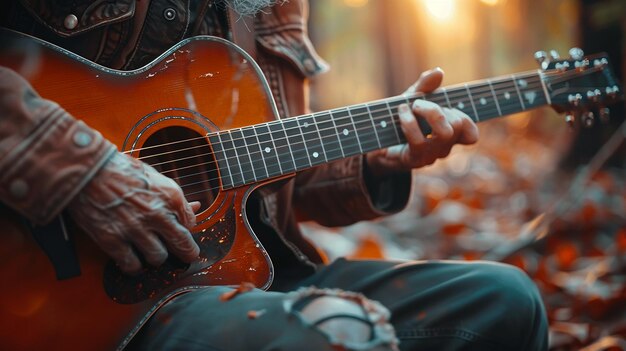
[{"xmin": 302, "ymin": 0, "xmax": 626, "ymax": 349}]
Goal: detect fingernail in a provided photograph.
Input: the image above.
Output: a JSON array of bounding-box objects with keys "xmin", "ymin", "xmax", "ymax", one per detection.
[{"xmin": 398, "ymin": 104, "xmax": 413, "ymax": 122}]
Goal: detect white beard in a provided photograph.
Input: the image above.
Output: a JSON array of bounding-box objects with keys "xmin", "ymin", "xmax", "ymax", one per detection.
[{"xmin": 224, "ymin": 0, "xmax": 285, "ymax": 16}]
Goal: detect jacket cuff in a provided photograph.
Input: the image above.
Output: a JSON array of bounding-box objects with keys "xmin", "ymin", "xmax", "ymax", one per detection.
[
  {"xmin": 295, "ymin": 156, "xmax": 411, "ymax": 227},
  {"xmin": 0, "ymin": 103, "xmax": 116, "ymax": 224},
  {"xmin": 363, "ymin": 157, "xmax": 412, "ymax": 214}
]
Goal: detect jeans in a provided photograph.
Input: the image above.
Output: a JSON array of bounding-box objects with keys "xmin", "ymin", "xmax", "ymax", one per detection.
[{"xmin": 133, "ymin": 259, "xmax": 548, "ymax": 350}]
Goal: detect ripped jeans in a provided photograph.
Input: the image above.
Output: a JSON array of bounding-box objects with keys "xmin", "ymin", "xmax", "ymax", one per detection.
[{"xmin": 132, "ymin": 259, "xmax": 549, "ymax": 351}]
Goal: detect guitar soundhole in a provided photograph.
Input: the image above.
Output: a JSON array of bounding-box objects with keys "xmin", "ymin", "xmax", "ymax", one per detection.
[{"xmin": 139, "ymin": 126, "xmax": 219, "ymax": 212}]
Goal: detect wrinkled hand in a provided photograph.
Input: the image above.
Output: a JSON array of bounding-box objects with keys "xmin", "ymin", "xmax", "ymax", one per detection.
[
  {"xmin": 365, "ymin": 68, "xmax": 479, "ymax": 177},
  {"xmin": 68, "ymin": 152, "xmax": 200, "ymax": 275}
]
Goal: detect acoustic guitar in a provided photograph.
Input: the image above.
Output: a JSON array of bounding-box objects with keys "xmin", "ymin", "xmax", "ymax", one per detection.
[{"xmin": 0, "ymin": 28, "xmax": 622, "ymax": 350}]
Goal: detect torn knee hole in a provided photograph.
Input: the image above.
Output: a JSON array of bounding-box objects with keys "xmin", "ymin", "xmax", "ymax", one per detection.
[{"xmin": 284, "ymin": 287, "xmax": 399, "ymax": 351}]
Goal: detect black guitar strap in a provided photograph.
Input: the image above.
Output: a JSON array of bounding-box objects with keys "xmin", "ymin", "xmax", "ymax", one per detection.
[{"xmin": 23, "ymin": 212, "xmax": 82, "ymax": 280}]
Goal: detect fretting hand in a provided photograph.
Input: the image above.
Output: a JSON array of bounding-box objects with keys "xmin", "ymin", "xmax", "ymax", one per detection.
[
  {"xmin": 67, "ymin": 152, "xmax": 200, "ymax": 275},
  {"xmin": 365, "ymin": 68, "xmax": 479, "ymax": 177}
]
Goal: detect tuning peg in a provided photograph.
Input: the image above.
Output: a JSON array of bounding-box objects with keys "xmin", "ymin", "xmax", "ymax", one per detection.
[
  {"xmin": 568, "ymin": 47, "xmax": 584, "ymax": 60},
  {"xmin": 568, "ymin": 93, "xmax": 583, "ymax": 106},
  {"xmin": 550, "ymin": 50, "xmax": 560, "ymax": 60},
  {"xmin": 587, "ymin": 89, "xmax": 601, "ymax": 102},
  {"xmin": 582, "ymin": 111, "xmax": 595, "ymax": 128},
  {"xmin": 564, "ymin": 114, "xmax": 575, "ymax": 128},
  {"xmin": 534, "ymin": 51, "xmax": 548, "ymax": 64},
  {"xmin": 599, "ymin": 107, "xmax": 610, "ymax": 123}
]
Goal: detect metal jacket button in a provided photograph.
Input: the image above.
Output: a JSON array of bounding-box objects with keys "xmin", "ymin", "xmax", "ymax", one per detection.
[
  {"xmin": 64, "ymin": 14, "xmax": 78, "ymax": 30},
  {"xmin": 163, "ymin": 8, "xmax": 176, "ymax": 21},
  {"xmin": 73, "ymin": 131, "xmax": 92, "ymax": 147}
]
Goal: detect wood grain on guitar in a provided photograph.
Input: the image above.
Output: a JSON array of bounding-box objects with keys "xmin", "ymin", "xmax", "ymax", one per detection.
[{"xmin": 0, "ymin": 27, "xmax": 622, "ymax": 350}]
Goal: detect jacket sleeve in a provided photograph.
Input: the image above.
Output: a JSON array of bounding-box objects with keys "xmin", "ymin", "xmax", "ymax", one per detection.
[
  {"xmin": 293, "ymin": 155, "xmax": 411, "ymax": 227},
  {"xmin": 0, "ymin": 67, "xmax": 116, "ymax": 224}
]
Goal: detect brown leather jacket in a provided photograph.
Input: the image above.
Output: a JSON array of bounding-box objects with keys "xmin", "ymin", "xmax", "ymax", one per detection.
[{"xmin": 0, "ymin": 0, "xmax": 410, "ymax": 281}]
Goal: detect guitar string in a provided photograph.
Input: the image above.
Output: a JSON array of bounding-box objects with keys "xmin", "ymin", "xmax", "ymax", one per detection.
[
  {"xmin": 142, "ymin": 76, "xmax": 546, "ymax": 168},
  {"xmin": 123, "ymin": 71, "xmax": 541, "ymax": 158},
  {"xmin": 122, "ymin": 66, "xmax": 600, "ymax": 158},
  {"xmin": 157, "ymin": 78, "xmax": 549, "ymax": 190},
  {"xmin": 174, "ymin": 81, "xmax": 550, "ymax": 194},
  {"xmin": 149, "ymin": 78, "xmax": 546, "ymax": 178},
  {"xmin": 147, "ymin": 76, "xmax": 546, "ymax": 169}
]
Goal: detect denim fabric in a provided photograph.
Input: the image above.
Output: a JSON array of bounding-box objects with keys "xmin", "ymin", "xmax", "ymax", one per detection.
[{"xmin": 133, "ymin": 259, "xmax": 548, "ymax": 351}]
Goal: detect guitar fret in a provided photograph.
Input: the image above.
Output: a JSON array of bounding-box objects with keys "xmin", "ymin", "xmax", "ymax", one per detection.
[
  {"xmin": 299, "ymin": 115, "xmax": 325, "ymax": 166},
  {"xmin": 346, "ymin": 107, "xmax": 364, "ymax": 154},
  {"xmin": 283, "ymin": 118, "xmax": 312, "ymax": 170},
  {"xmin": 365, "ymin": 104, "xmax": 383, "ymax": 149},
  {"xmin": 333, "ymin": 108, "xmax": 361, "ymax": 157},
  {"xmin": 329, "ymin": 111, "xmax": 346, "ymax": 158},
  {"xmin": 442, "ymin": 88, "xmax": 452, "ymax": 108},
  {"xmin": 268, "ymin": 121, "xmax": 296, "ymax": 173},
  {"xmin": 367, "ymin": 101, "xmax": 399, "ymax": 148},
  {"xmin": 470, "ymin": 83, "xmax": 498, "ymax": 121},
  {"xmin": 208, "ymin": 132, "xmax": 234, "ymax": 189},
  {"xmin": 487, "ymin": 79, "xmax": 503, "ymax": 116},
  {"xmin": 351, "ymin": 105, "xmax": 379, "ymax": 153},
  {"xmin": 216, "ymin": 132, "xmax": 241, "ymax": 187},
  {"xmin": 538, "ymin": 70, "xmax": 552, "ymax": 105},
  {"xmin": 465, "ymin": 84, "xmax": 480, "ymax": 122},
  {"xmin": 316, "ymin": 112, "xmax": 343, "ymax": 161},
  {"xmin": 511, "ymin": 74, "xmax": 527, "ymax": 109},
  {"xmin": 254, "ymin": 124, "xmax": 282, "ymax": 177},
  {"xmin": 229, "ymin": 128, "xmax": 255, "ymax": 184},
  {"xmin": 242, "ymin": 127, "xmax": 268, "ymax": 181},
  {"xmin": 384, "ymin": 100, "xmax": 403, "ymax": 144}
]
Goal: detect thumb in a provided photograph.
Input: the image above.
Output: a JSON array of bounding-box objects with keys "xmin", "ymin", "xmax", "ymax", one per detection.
[{"xmin": 411, "ymin": 67, "xmax": 444, "ymax": 93}]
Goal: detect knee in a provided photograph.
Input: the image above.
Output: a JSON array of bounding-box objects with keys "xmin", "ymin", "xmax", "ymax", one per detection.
[
  {"xmin": 285, "ymin": 287, "xmax": 399, "ymax": 351},
  {"xmin": 471, "ymin": 262, "xmax": 543, "ymax": 313},
  {"xmin": 466, "ymin": 262, "xmax": 548, "ymax": 347}
]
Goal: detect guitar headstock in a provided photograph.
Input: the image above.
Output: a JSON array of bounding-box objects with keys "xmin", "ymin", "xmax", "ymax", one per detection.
[{"xmin": 537, "ymin": 48, "xmax": 623, "ymax": 127}]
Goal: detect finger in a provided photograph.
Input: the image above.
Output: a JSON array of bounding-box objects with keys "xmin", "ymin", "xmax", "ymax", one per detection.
[
  {"xmin": 105, "ymin": 239, "xmax": 142, "ymax": 275},
  {"xmin": 128, "ymin": 230, "xmax": 169, "ymax": 267},
  {"xmin": 412, "ymin": 67, "xmax": 444, "ymax": 93},
  {"xmin": 161, "ymin": 180, "xmax": 197, "ymax": 229},
  {"xmin": 457, "ymin": 112, "xmax": 479, "ymax": 145},
  {"xmin": 155, "ymin": 214, "xmax": 200, "ymax": 263},
  {"xmin": 412, "ymin": 100, "xmax": 453, "ymax": 140},
  {"xmin": 190, "ymin": 201, "xmax": 202, "ymax": 213},
  {"xmin": 398, "ymin": 103, "xmax": 426, "ymax": 147}
]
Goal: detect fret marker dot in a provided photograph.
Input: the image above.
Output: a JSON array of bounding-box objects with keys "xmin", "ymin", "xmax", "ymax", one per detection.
[
  {"xmin": 342, "ymin": 129, "xmax": 349, "ymax": 136},
  {"xmin": 264, "ymin": 147, "xmax": 271, "ymax": 153},
  {"xmin": 517, "ymin": 79, "xmax": 528, "ymax": 88},
  {"xmin": 479, "ymin": 98, "xmax": 487, "ymax": 105},
  {"xmin": 504, "ymin": 92, "xmax": 511, "ymax": 100},
  {"xmin": 380, "ymin": 120, "xmax": 387, "ymax": 128},
  {"xmin": 457, "ymin": 102, "xmax": 465, "ymax": 109},
  {"xmin": 312, "ymin": 152, "xmax": 319, "ymax": 158},
  {"xmin": 303, "ymin": 122, "xmax": 309, "ymax": 128}
]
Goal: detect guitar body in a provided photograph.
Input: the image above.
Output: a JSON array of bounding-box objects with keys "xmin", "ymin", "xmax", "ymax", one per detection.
[{"xmin": 0, "ymin": 30, "xmax": 278, "ymax": 350}]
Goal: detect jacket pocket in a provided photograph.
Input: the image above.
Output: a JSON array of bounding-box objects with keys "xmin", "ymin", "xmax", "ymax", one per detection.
[{"xmin": 18, "ymin": 0, "xmax": 135, "ymax": 37}]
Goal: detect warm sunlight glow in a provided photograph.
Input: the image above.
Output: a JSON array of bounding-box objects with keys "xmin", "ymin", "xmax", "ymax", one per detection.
[
  {"xmin": 343, "ymin": 0, "xmax": 368, "ymax": 7},
  {"xmin": 421, "ymin": 0, "xmax": 456, "ymax": 21},
  {"xmin": 480, "ymin": 0, "xmax": 501, "ymax": 6}
]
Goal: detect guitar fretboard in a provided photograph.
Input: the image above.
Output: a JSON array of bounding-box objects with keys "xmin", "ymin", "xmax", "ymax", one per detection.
[{"xmin": 209, "ymin": 70, "xmax": 549, "ymax": 189}]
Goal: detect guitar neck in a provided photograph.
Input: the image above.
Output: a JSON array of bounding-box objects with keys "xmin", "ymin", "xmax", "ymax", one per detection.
[{"xmin": 210, "ymin": 70, "xmax": 550, "ymax": 188}]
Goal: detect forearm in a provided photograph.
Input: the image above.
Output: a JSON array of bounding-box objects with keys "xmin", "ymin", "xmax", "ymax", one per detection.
[{"xmin": 0, "ymin": 67, "xmax": 116, "ymax": 224}]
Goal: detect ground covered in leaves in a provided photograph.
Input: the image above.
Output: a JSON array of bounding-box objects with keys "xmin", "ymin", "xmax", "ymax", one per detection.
[{"xmin": 302, "ymin": 116, "xmax": 626, "ymax": 351}]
